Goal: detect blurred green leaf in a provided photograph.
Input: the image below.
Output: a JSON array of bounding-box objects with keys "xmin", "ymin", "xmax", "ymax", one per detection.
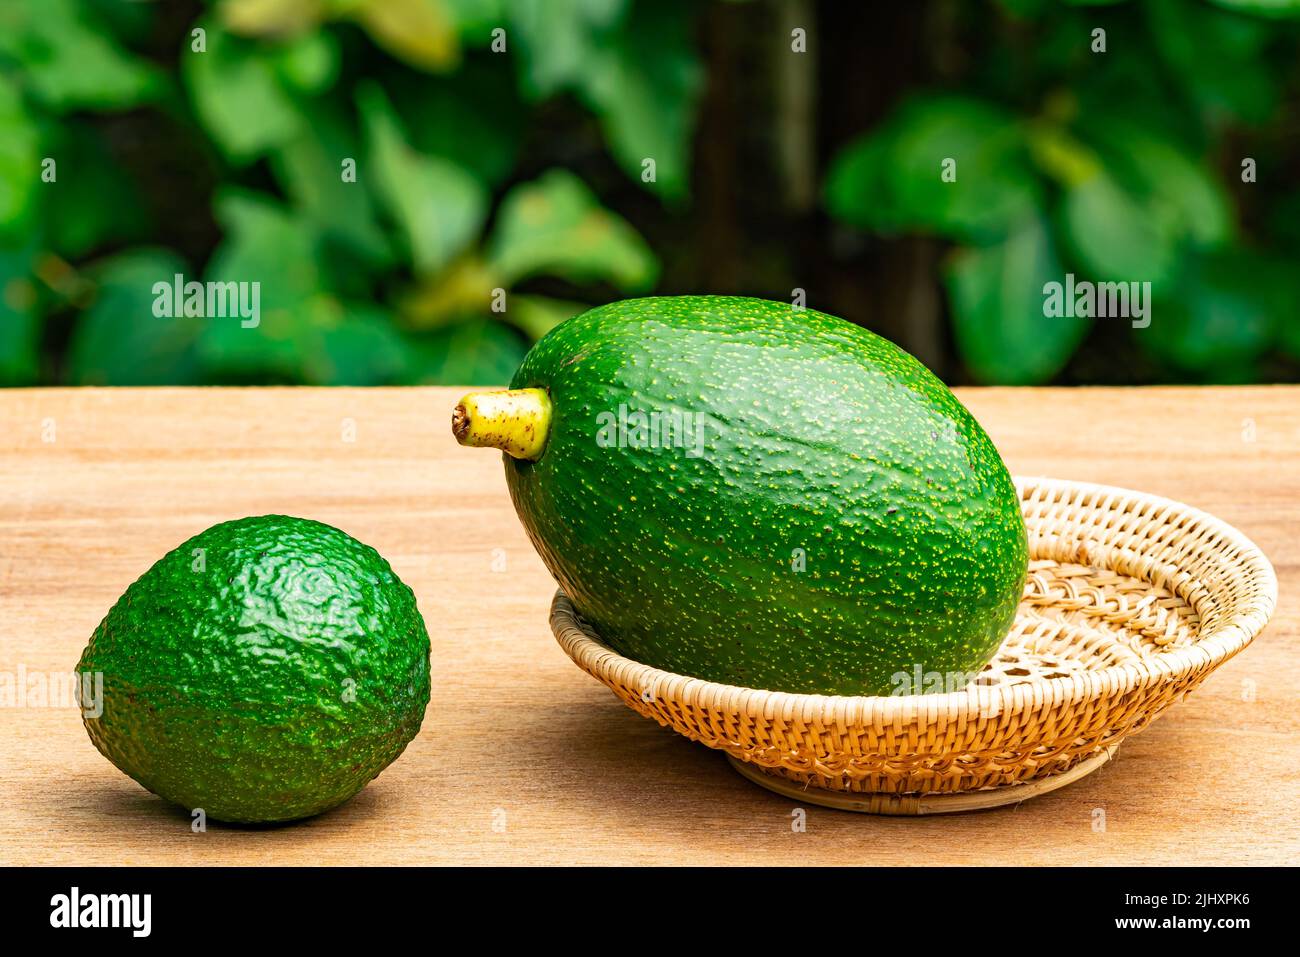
[
  {"xmin": 0, "ymin": 243, "xmax": 40, "ymax": 385},
  {"xmin": 1144, "ymin": 248, "xmax": 1289, "ymax": 374},
  {"xmin": 43, "ymin": 122, "xmax": 147, "ymax": 259},
  {"xmin": 269, "ymin": 106, "xmax": 392, "ymax": 266},
  {"xmin": 0, "ymin": 0, "xmax": 158, "ymax": 112},
  {"xmin": 510, "ymin": 0, "xmax": 627, "ymax": 97},
  {"xmin": 311, "ymin": 301, "xmax": 413, "ymax": 385},
  {"xmin": 825, "ymin": 130, "xmax": 902, "ymax": 232},
  {"xmin": 945, "ymin": 217, "xmax": 1086, "ymax": 384},
  {"xmin": 221, "ymin": 0, "xmax": 326, "ymax": 37},
  {"xmin": 198, "ymin": 290, "xmax": 325, "ymax": 383},
  {"xmin": 1025, "ymin": 123, "xmax": 1102, "ymax": 187},
  {"xmin": 510, "ymin": 0, "xmax": 700, "ymax": 199},
  {"xmin": 1071, "ymin": 46, "xmax": 1204, "ymax": 150},
  {"xmin": 94, "ymin": 0, "xmax": 158, "ymax": 41},
  {"xmin": 184, "ymin": 19, "xmax": 305, "ymax": 163},
  {"xmin": 1206, "ymin": 0, "xmax": 1300, "ymax": 17},
  {"xmin": 826, "ymin": 95, "xmax": 1043, "ymax": 241},
  {"xmin": 206, "ymin": 189, "xmax": 324, "ymax": 304},
  {"xmin": 359, "ymin": 84, "xmax": 487, "ymax": 276},
  {"xmin": 198, "ymin": 189, "xmax": 415, "ymax": 384},
  {"xmin": 501, "ymin": 294, "xmax": 584, "ymax": 340},
  {"xmin": 407, "ymin": 318, "xmax": 528, "ymax": 384},
  {"xmin": 578, "ymin": 0, "xmax": 702, "ymax": 200},
  {"xmin": 199, "ymin": 189, "xmax": 324, "ymax": 381},
  {"xmin": 225, "ymin": 0, "xmax": 461, "ymax": 70},
  {"xmin": 1059, "ymin": 169, "xmax": 1180, "ymax": 292},
  {"xmin": 68, "ymin": 249, "xmax": 204, "ymax": 385},
  {"xmin": 391, "ymin": 61, "xmax": 525, "ymax": 188},
  {"xmin": 271, "ymin": 29, "xmax": 340, "ymax": 93},
  {"xmin": 444, "ymin": 0, "xmax": 508, "ymax": 42},
  {"xmin": 342, "ymin": 0, "xmax": 461, "ymax": 71},
  {"xmin": 397, "ymin": 256, "xmax": 495, "ymax": 329},
  {"xmin": 0, "ymin": 77, "xmax": 39, "ymax": 239},
  {"xmin": 1076, "ymin": 120, "xmax": 1233, "ymax": 248},
  {"xmin": 486, "ymin": 169, "xmax": 658, "ymax": 289},
  {"xmin": 1146, "ymin": 0, "xmax": 1277, "ymax": 124}
]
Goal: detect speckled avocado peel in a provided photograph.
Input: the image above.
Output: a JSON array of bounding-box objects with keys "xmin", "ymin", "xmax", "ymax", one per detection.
[
  {"xmin": 455, "ymin": 295, "xmax": 1028, "ymax": 696},
  {"xmin": 77, "ymin": 515, "xmax": 431, "ymax": 824}
]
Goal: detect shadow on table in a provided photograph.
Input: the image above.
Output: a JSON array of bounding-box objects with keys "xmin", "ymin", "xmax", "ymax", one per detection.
[
  {"xmin": 53, "ymin": 773, "xmax": 389, "ymax": 836},
  {"xmin": 504, "ymin": 684, "xmax": 1197, "ymax": 863}
]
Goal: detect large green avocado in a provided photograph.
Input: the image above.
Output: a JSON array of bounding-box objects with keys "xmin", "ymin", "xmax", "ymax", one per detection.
[
  {"xmin": 459, "ymin": 295, "xmax": 1027, "ymax": 696},
  {"xmin": 77, "ymin": 515, "xmax": 431, "ymax": 823}
]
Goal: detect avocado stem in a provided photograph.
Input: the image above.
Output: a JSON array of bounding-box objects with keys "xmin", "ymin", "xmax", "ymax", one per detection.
[{"xmin": 452, "ymin": 388, "xmax": 552, "ymax": 460}]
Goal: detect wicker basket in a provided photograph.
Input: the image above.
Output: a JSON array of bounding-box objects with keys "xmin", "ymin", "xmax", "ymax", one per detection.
[{"xmin": 550, "ymin": 477, "xmax": 1277, "ymax": 814}]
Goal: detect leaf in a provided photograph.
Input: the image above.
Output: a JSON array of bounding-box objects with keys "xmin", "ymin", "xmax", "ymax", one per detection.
[
  {"xmin": 197, "ymin": 189, "xmax": 413, "ymax": 384},
  {"xmin": 397, "ymin": 256, "xmax": 496, "ymax": 329},
  {"xmin": 271, "ymin": 29, "xmax": 340, "ymax": 93},
  {"xmin": 206, "ymin": 190, "xmax": 324, "ymax": 304},
  {"xmin": 509, "ymin": 0, "xmax": 627, "ymax": 97},
  {"xmin": 221, "ymin": 0, "xmax": 327, "ymax": 37},
  {"xmin": 1059, "ymin": 169, "xmax": 1181, "ymax": 292},
  {"xmin": 509, "ymin": 0, "xmax": 701, "ymax": 199},
  {"xmin": 224, "ymin": 0, "xmax": 459, "ymax": 70},
  {"xmin": 43, "ymin": 121, "xmax": 148, "ymax": 259},
  {"xmin": 389, "ymin": 61, "xmax": 525, "ymax": 187},
  {"xmin": 310, "ymin": 302, "xmax": 414, "ymax": 385},
  {"xmin": 343, "ymin": 0, "xmax": 460, "ymax": 71},
  {"xmin": 501, "ymin": 294, "xmax": 585, "ymax": 341},
  {"xmin": 824, "ymin": 131, "xmax": 906, "ymax": 234},
  {"xmin": 1076, "ymin": 120, "xmax": 1233, "ymax": 249},
  {"xmin": 67, "ymin": 249, "xmax": 205, "ymax": 386},
  {"xmin": 1144, "ymin": 248, "xmax": 1289, "ymax": 374},
  {"xmin": 406, "ymin": 318, "xmax": 528, "ymax": 385},
  {"xmin": 1205, "ymin": 0, "xmax": 1300, "ymax": 17},
  {"xmin": 577, "ymin": 0, "xmax": 702, "ymax": 200},
  {"xmin": 358, "ymin": 84, "xmax": 487, "ymax": 276},
  {"xmin": 826, "ymin": 95, "xmax": 1043, "ymax": 242},
  {"xmin": 945, "ymin": 217, "xmax": 1086, "ymax": 384},
  {"xmin": 269, "ymin": 106, "xmax": 392, "ymax": 266},
  {"xmin": 0, "ymin": 0, "xmax": 158, "ymax": 112},
  {"xmin": 183, "ymin": 19, "xmax": 305, "ymax": 163},
  {"xmin": 1025, "ymin": 123, "xmax": 1102, "ymax": 188},
  {"xmin": 485, "ymin": 169, "xmax": 658, "ymax": 289},
  {"xmin": 0, "ymin": 77, "xmax": 39, "ymax": 240},
  {"xmin": 1145, "ymin": 0, "xmax": 1278, "ymax": 124},
  {"xmin": 0, "ymin": 243, "xmax": 41, "ymax": 385},
  {"xmin": 444, "ymin": 0, "xmax": 509, "ymax": 43},
  {"xmin": 198, "ymin": 190, "xmax": 326, "ymax": 381}
]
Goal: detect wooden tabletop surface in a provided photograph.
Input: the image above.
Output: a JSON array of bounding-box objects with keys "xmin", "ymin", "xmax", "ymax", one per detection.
[{"xmin": 0, "ymin": 385, "xmax": 1295, "ymax": 866}]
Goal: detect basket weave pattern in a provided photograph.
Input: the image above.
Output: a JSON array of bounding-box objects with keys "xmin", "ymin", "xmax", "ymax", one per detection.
[{"xmin": 551, "ymin": 477, "xmax": 1277, "ymax": 797}]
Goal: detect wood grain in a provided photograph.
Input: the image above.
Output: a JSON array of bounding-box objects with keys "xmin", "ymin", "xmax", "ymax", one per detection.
[{"xmin": 0, "ymin": 386, "xmax": 1295, "ymax": 865}]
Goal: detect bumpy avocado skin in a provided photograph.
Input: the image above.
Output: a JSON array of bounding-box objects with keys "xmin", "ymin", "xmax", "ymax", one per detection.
[
  {"xmin": 77, "ymin": 516, "xmax": 431, "ymax": 823},
  {"xmin": 507, "ymin": 296, "xmax": 1027, "ymax": 696}
]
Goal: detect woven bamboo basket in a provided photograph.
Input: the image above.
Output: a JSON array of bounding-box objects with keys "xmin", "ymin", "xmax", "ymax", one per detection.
[{"xmin": 550, "ymin": 477, "xmax": 1277, "ymax": 814}]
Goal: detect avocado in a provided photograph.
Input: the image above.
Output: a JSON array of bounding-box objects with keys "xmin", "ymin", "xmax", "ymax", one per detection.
[
  {"xmin": 77, "ymin": 515, "xmax": 430, "ymax": 823},
  {"xmin": 454, "ymin": 295, "xmax": 1028, "ymax": 697}
]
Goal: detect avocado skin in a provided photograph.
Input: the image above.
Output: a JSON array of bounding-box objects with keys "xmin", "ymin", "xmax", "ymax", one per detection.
[
  {"xmin": 507, "ymin": 296, "xmax": 1027, "ymax": 696},
  {"xmin": 78, "ymin": 516, "xmax": 431, "ymax": 823}
]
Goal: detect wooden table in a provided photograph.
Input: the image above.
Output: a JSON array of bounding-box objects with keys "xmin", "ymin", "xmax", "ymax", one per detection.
[{"xmin": 1, "ymin": 386, "xmax": 1295, "ymax": 865}]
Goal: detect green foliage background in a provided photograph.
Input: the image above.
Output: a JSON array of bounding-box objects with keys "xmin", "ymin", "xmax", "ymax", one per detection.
[{"xmin": 1, "ymin": 0, "xmax": 1298, "ymax": 387}]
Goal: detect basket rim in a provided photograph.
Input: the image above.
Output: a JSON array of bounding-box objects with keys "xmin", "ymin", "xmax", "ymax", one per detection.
[{"xmin": 551, "ymin": 476, "xmax": 1279, "ymax": 722}]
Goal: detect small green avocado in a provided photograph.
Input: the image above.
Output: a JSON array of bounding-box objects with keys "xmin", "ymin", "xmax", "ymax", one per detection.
[{"xmin": 77, "ymin": 515, "xmax": 431, "ymax": 824}]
